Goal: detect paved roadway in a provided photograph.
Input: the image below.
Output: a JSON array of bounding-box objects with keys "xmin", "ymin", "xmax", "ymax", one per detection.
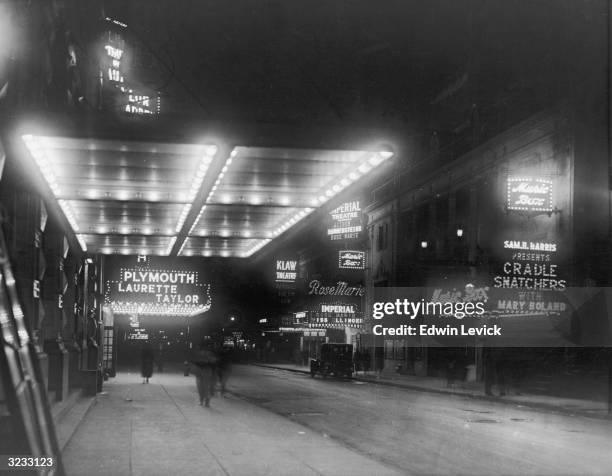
[
  {"xmin": 228, "ymin": 365, "xmax": 612, "ymax": 475},
  {"xmin": 63, "ymin": 364, "xmax": 612, "ymax": 475}
]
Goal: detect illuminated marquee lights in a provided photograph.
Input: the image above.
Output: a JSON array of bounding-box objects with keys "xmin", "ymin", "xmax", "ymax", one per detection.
[
  {"xmin": 507, "ymin": 177, "xmax": 553, "ymax": 212},
  {"xmin": 22, "ymin": 135, "xmax": 86, "ymax": 252},
  {"xmin": 188, "ymin": 150, "xmax": 236, "ymax": 237},
  {"xmin": 188, "ymin": 148, "xmax": 393, "ymax": 258},
  {"xmin": 338, "ymin": 250, "xmax": 365, "ymax": 269},
  {"xmin": 174, "ymin": 144, "xmax": 218, "ymax": 234},
  {"xmin": 104, "ymin": 267, "xmax": 212, "ymax": 316}
]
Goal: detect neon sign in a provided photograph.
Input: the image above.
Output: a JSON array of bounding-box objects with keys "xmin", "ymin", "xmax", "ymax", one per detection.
[
  {"xmin": 104, "ymin": 44, "xmax": 124, "ymax": 84},
  {"xmin": 494, "ymin": 240, "xmax": 566, "ymax": 291},
  {"xmin": 328, "ymin": 201, "xmax": 362, "ymax": 240},
  {"xmin": 294, "ymin": 311, "xmax": 307, "ymax": 324},
  {"xmin": 275, "ymin": 260, "xmax": 297, "ymax": 283},
  {"xmin": 105, "ymin": 266, "xmax": 211, "ymax": 316},
  {"xmin": 338, "ymin": 250, "xmax": 365, "ymax": 269},
  {"xmin": 507, "ymin": 177, "xmax": 553, "ymax": 212},
  {"xmin": 308, "ymin": 280, "xmax": 365, "ymax": 297},
  {"xmin": 311, "ymin": 301, "xmax": 364, "ymax": 328}
]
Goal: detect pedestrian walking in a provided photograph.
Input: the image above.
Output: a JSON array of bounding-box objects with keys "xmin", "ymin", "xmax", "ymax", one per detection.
[
  {"xmin": 216, "ymin": 346, "xmax": 232, "ymax": 396},
  {"xmin": 141, "ymin": 341, "xmax": 154, "ymax": 384},
  {"xmin": 191, "ymin": 342, "xmax": 218, "ymax": 406},
  {"xmin": 446, "ymin": 359, "xmax": 457, "ymax": 388}
]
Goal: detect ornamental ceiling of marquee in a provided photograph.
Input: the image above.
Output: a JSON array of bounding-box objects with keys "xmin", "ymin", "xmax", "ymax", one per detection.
[{"xmin": 21, "ymin": 135, "xmax": 393, "ymax": 257}]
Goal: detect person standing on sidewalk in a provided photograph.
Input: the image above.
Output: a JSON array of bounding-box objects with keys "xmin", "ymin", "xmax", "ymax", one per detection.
[
  {"xmin": 141, "ymin": 341, "xmax": 154, "ymax": 384},
  {"xmin": 191, "ymin": 342, "xmax": 218, "ymax": 406},
  {"xmin": 216, "ymin": 345, "xmax": 232, "ymax": 396}
]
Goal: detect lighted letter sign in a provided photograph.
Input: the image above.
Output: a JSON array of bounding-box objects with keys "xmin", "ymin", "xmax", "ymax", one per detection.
[
  {"xmin": 338, "ymin": 250, "xmax": 365, "ymax": 269},
  {"xmin": 490, "ymin": 239, "xmax": 569, "ymax": 317},
  {"xmin": 493, "ymin": 240, "xmax": 566, "ymax": 291},
  {"xmin": 294, "ymin": 311, "xmax": 307, "ymax": 324},
  {"xmin": 327, "ymin": 201, "xmax": 362, "ymax": 241},
  {"xmin": 308, "ymin": 280, "xmax": 365, "ymax": 297},
  {"xmin": 507, "ymin": 177, "xmax": 553, "ymax": 212},
  {"xmin": 102, "ymin": 29, "xmax": 160, "ymax": 116},
  {"xmin": 275, "ymin": 260, "xmax": 297, "ymax": 283},
  {"xmin": 128, "ymin": 328, "xmax": 149, "ymax": 340},
  {"xmin": 104, "ymin": 44, "xmax": 124, "ymax": 84},
  {"xmin": 121, "ymin": 87, "xmax": 158, "ymax": 115},
  {"xmin": 105, "ymin": 266, "xmax": 211, "ymax": 316},
  {"xmin": 310, "ymin": 301, "xmax": 364, "ymax": 328}
]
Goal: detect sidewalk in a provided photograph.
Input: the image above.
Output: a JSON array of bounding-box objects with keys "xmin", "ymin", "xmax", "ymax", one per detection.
[
  {"xmin": 253, "ymin": 362, "xmax": 612, "ymax": 419},
  {"xmin": 61, "ymin": 371, "xmax": 402, "ymax": 476}
]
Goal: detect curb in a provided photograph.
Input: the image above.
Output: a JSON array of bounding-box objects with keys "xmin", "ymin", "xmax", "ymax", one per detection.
[
  {"xmin": 251, "ymin": 363, "xmax": 612, "ymax": 420},
  {"xmin": 55, "ymin": 393, "xmax": 97, "ymax": 451}
]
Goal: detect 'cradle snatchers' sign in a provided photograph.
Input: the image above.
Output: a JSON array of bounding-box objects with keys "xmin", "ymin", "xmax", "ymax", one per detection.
[
  {"xmin": 507, "ymin": 177, "xmax": 553, "ymax": 212},
  {"xmin": 105, "ymin": 266, "xmax": 211, "ymax": 316}
]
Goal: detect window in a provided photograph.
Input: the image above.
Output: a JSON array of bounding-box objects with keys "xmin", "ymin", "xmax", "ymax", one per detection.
[{"xmin": 376, "ymin": 223, "xmax": 388, "ymax": 251}]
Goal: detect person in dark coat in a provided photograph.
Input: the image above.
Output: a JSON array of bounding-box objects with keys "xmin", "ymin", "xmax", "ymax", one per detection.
[
  {"xmin": 216, "ymin": 346, "xmax": 232, "ymax": 396},
  {"xmin": 141, "ymin": 341, "xmax": 154, "ymax": 384},
  {"xmin": 191, "ymin": 342, "xmax": 218, "ymax": 406}
]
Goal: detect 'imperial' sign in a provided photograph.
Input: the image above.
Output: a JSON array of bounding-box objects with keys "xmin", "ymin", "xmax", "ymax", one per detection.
[
  {"xmin": 338, "ymin": 250, "xmax": 365, "ymax": 269},
  {"xmin": 507, "ymin": 177, "xmax": 553, "ymax": 212},
  {"xmin": 328, "ymin": 201, "xmax": 362, "ymax": 241}
]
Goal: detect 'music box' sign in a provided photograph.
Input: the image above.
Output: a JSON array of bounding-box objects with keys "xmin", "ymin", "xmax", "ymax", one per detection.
[
  {"xmin": 507, "ymin": 177, "xmax": 553, "ymax": 212},
  {"xmin": 338, "ymin": 250, "xmax": 366, "ymax": 269}
]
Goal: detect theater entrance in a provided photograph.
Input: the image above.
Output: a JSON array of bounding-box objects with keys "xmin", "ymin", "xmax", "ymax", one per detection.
[{"xmin": 114, "ymin": 314, "xmax": 192, "ymax": 371}]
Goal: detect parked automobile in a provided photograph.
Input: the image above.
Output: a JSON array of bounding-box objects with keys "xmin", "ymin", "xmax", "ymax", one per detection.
[{"xmin": 310, "ymin": 343, "xmax": 354, "ymax": 378}]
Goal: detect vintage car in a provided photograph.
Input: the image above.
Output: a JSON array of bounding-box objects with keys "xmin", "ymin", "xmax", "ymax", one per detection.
[{"xmin": 310, "ymin": 343, "xmax": 354, "ymax": 378}]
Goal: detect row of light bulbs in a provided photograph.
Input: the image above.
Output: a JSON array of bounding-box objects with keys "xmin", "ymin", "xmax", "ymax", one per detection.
[
  {"xmin": 174, "ymin": 145, "xmax": 218, "ymax": 233},
  {"xmin": 23, "ymin": 134, "xmax": 393, "ymax": 258},
  {"xmin": 240, "ymin": 151, "xmax": 393, "ymax": 258}
]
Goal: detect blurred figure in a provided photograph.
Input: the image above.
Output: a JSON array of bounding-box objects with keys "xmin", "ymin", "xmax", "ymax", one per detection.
[
  {"xmin": 141, "ymin": 341, "xmax": 154, "ymax": 384},
  {"xmin": 446, "ymin": 359, "xmax": 457, "ymax": 388},
  {"xmin": 216, "ymin": 346, "xmax": 232, "ymax": 396},
  {"xmin": 191, "ymin": 342, "xmax": 217, "ymax": 406},
  {"xmin": 156, "ymin": 342, "xmax": 164, "ymax": 373}
]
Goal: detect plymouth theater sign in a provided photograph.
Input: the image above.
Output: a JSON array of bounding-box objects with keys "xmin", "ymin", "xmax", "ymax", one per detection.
[
  {"xmin": 327, "ymin": 200, "xmax": 362, "ymax": 241},
  {"xmin": 506, "ymin": 177, "xmax": 553, "ymax": 213},
  {"xmin": 105, "ymin": 258, "xmax": 211, "ymax": 316}
]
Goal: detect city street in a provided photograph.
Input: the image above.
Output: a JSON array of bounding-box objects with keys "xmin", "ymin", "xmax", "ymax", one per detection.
[{"xmin": 63, "ymin": 365, "xmax": 612, "ymax": 476}]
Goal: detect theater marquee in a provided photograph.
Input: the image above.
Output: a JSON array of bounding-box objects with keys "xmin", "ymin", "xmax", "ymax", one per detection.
[{"xmin": 104, "ymin": 257, "xmax": 211, "ymax": 316}]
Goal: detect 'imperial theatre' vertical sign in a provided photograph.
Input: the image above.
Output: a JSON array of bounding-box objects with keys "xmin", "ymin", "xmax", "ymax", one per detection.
[{"xmin": 328, "ymin": 201, "xmax": 362, "ymax": 241}]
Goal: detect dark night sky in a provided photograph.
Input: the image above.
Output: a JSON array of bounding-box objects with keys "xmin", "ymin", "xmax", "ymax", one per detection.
[{"xmin": 102, "ymin": 0, "xmax": 608, "ymax": 127}]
